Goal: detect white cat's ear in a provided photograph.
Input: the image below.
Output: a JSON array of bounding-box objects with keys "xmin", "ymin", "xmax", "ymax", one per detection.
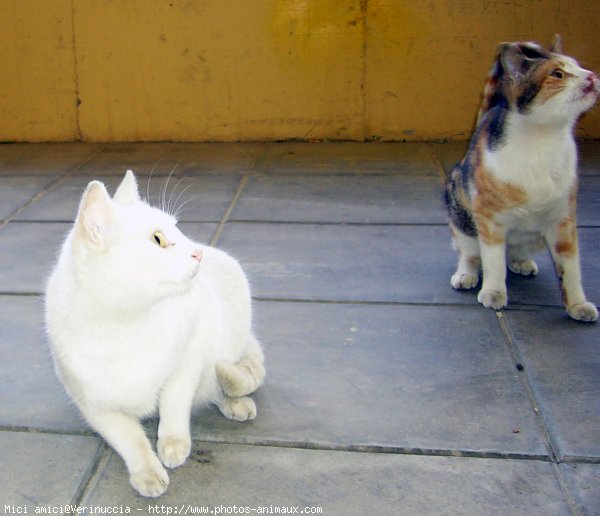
[
  {"xmin": 113, "ymin": 170, "xmax": 140, "ymax": 205},
  {"xmin": 75, "ymin": 181, "xmax": 114, "ymax": 249}
]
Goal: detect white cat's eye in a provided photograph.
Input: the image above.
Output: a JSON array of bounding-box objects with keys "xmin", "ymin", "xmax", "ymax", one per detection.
[
  {"xmin": 152, "ymin": 231, "xmax": 168, "ymax": 248},
  {"xmin": 551, "ymin": 69, "xmax": 565, "ymax": 79}
]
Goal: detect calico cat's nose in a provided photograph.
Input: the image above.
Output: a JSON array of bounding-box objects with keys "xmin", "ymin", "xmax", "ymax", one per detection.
[{"xmin": 191, "ymin": 249, "xmax": 203, "ymax": 262}]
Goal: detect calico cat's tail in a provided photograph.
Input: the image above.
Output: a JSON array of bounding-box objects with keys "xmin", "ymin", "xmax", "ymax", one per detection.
[{"xmin": 215, "ymin": 334, "xmax": 265, "ymax": 398}]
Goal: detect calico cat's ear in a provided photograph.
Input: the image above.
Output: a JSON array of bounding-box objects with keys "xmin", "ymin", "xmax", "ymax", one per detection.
[
  {"xmin": 113, "ymin": 169, "xmax": 140, "ymax": 205},
  {"xmin": 550, "ymin": 34, "xmax": 562, "ymax": 54},
  {"xmin": 75, "ymin": 181, "xmax": 114, "ymax": 249},
  {"xmin": 501, "ymin": 44, "xmax": 530, "ymax": 83}
]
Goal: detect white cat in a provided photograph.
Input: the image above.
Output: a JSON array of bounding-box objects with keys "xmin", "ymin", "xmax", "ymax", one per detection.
[{"xmin": 45, "ymin": 170, "xmax": 265, "ymax": 497}]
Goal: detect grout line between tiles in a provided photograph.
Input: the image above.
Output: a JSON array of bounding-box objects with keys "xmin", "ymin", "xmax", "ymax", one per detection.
[
  {"xmin": 550, "ymin": 461, "xmax": 584, "ymax": 516},
  {"xmin": 495, "ymin": 311, "xmax": 583, "ymax": 516},
  {"xmin": 495, "ymin": 311, "xmax": 560, "ymax": 462},
  {"xmin": 0, "ymin": 424, "xmax": 94, "ymax": 437},
  {"xmin": 209, "ymin": 174, "xmax": 249, "ymax": 246},
  {"xmin": 0, "ymin": 145, "xmax": 107, "ymax": 229},
  {"xmin": 64, "ymin": 440, "xmax": 109, "ymax": 515},
  {"xmin": 209, "ymin": 144, "xmax": 268, "ymax": 246},
  {"xmin": 189, "ymin": 436, "xmax": 552, "ymax": 462}
]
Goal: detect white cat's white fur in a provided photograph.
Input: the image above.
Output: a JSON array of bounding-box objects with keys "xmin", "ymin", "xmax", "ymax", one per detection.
[{"xmin": 46, "ymin": 171, "xmax": 265, "ymax": 497}]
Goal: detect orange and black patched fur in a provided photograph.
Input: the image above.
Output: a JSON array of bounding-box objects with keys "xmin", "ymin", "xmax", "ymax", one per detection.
[{"xmin": 445, "ymin": 36, "xmax": 599, "ymax": 321}]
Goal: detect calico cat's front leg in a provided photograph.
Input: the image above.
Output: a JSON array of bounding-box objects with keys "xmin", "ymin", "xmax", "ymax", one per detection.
[
  {"xmin": 82, "ymin": 407, "xmax": 169, "ymax": 497},
  {"xmin": 545, "ymin": 219, "xmax": 598, "ymax": 322},
  {"xmin": 477, "ymin": 237, "xmax": 509, "ymax": 310}
]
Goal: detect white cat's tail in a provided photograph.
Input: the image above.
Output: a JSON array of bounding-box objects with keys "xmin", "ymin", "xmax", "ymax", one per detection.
[{"xmin": 215, "ymin": 334, "xmax": 265, "ymax": 398}]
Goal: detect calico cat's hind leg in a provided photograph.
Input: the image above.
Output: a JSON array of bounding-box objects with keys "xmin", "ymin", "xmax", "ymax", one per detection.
[
  {"xmin": 508, "ymin": 258, "xmax": 539, "ymax": 276},
  {"xmin": 508, "ymin": 242, "xmax": 539, "ymax": 276},
  {"xmin": 450, "ymin": 225, "xmax": 481, "ymax": 290},
  {"xmin": 216, "ymin": 334, "xmax": 265, "ymax": 398}
]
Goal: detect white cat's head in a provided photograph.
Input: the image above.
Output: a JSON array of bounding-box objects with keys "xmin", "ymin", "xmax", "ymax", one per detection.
[{"xmin": 70, "ymin": 170, "xmax": 203, "ymax": 311}]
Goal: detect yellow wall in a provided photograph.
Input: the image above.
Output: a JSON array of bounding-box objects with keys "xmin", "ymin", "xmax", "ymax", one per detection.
[{"xmin": 1, "ymin": 0, "xmax": 600, "ymax": 142}]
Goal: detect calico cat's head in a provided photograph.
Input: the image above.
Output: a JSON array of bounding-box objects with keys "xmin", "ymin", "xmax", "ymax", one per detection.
[
  {"xmin": 478, "ymin": 35, "xmax": 599, "ymax": 127},
  {"xmin": 70, "ymin": 170, "xmax": 203, "ymax": 310}
]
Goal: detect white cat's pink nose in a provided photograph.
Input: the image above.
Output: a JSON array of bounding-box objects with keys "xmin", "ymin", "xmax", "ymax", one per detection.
[{"xmin": 191, "ymin": 249, "xmax": 203, "ymax": 262}]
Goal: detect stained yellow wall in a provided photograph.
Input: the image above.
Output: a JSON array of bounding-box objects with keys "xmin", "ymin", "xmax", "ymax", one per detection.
[{"xmin": 1, "ymin": 0, "xmax": 600, "ymax": 142}]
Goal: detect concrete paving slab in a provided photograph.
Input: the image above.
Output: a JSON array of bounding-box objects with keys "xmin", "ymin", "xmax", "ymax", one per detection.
[
  {"xmin": 578, "ymin": 140, "xmax": 600, "ymax": 176},
  {"xmin": 506, "ymin": 308, "xmax": 600, "ymax": 459},
  {"xmin": 0, "ymin": 143, "xmax": 103, "ymax": 176},
  {"xmin": 76, "ymin": 142, "xmax": 263, "ymax": 176},
  {"xmin": 578, "ymin": 175, "xmax": 600, "ymax": 226},
  {"xmin": 0, "ymin": 295, "xmax": 84, "ymax": 431},
  {"xmin": 0, "ymin": 222, "xmax": 70, "ymax": 294},
  {"xmin": 0, "ymin": 176, "xmax": 58, "ymax": 220},
  {"xmin": 190, "ymin": 301, "xmax": 546, "ymax": 456},
  {"xmin": 219, "ymin": 221, "xmax": 596, "ymax": 308},
  {"xmin": 0, "ymin": 222, "xmax": 217, "ymax": 294},
  {"xmin": 218, "ymin": 222, "xmax": 468, "ymax": 304},
  {"xmin": 83, "ymin": 443, "xmax": 568, "ymax": 515},
  {"xmin": 15, "ymin": 174, "xmax": 241, "ymax": 223},
  {"xmin": 257, "ymin": 142, "xmax": 439, "ymax": 175},
  {"xmin": 232, "ymin": 174, "xmax": 446, "ymax": 224},
  {"xmin": 2, "ymin": 142, "xmax": 598, "ymax": 514},
  {"xmin": 559, "ymin": 463, "xmax": 600, "ymax": 516},
  {"xmin": 0, "ymin": 431, "xmax": 101, "ymax": 510}
]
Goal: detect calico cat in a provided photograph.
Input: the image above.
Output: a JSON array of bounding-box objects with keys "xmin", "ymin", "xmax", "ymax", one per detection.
[
  {"xmin": 45, "ymin": 171, "xmax": 265, "ymax": 497},
  {"xmin": 445, "ymin": 36, "xmax": 599, "ymax": 322}
]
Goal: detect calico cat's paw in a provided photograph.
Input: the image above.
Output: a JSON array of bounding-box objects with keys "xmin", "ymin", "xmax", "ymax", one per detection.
[
  {"xmin": 129, "ymin": 461, "xmax": 169, "ymax": 498},
  {"xmin": 451, "ymin": 272, "xmax": 479, "ymax": 290},
  {"xmin": 567, "ymin": 302, "xmax": 598, "ymax": 322},
  {"xmin": 158, "ymin": 435, "xmax": 191, "ymax": 469},
  {"xmin": 218, "ymin": 396, "xmax": 257, "ymax": 421},
  {"xmin": 478, "ymin": 289, "xmax": 508, "ymax": 310},
  {"xmin": 509, "ymin": 259, "xmax": 538, "ymax": 276}
]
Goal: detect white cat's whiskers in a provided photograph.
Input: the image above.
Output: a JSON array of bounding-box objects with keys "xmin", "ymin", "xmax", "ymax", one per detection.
[
  {"xmin": 160, "ymin": 162, "xmax": 181, "ymax": 213},
  {"xmin": 145, "ymin": 160, "xmax": 164, "ymax": 205},
  {"xmin": 173, "ymin": 194, "xmax": 196, "ymax": 220},
  {"xmin": 166, "ymin": 177, "xmax": 186, "ymax": 216},
  {"xmin": 169, "ymin": 184, "xmax": 194, "ymax": 218}
]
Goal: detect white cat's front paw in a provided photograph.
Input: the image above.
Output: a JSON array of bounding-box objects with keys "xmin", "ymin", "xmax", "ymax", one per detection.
[
  {"xmin": 451, "ymin": 272, "xmax": 479, "ymax": 290},
  {"xmin": 567, "ymin": 302, "xmax": 598, "ymax": 322},
  {"xmin": 509, "ymin": 259, "xmax": 538, "ymax": 276},
  {"xmin": 219, "ymin": 396, "xmax": 257, "ymax": 422},
  {"xmin": 478, "ymin": 289, "xmax": 507, "ymax": 310},
  {"xmin": 158, "ymin": 435, "xmax": 191, "ymax": 469},
  {"xmin": 129, "ymin": 463, "xmax": 169, "ymax": 498}
]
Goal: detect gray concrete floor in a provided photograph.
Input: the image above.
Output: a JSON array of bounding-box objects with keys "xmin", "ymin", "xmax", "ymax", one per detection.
[{"xmin": 0, "ymin": 141, "xmax": 599, "ymax": 515}]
